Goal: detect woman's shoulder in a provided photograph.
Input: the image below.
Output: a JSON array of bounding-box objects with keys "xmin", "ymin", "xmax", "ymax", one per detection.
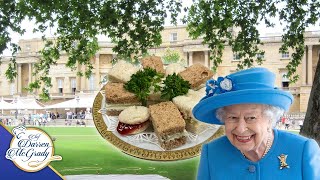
[
  {"xmin": 275, "ymin": 129, "xmax": 316, "ymax": 149},
  {"xmin": 277, "ymin": 129, "xmax": 309, "ymax": 142}
]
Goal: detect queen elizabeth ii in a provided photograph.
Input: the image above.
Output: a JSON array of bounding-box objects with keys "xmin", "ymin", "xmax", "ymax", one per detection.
[{"xmin": 192, "ymin": 67, "xmax": 320, "ymax": 180}]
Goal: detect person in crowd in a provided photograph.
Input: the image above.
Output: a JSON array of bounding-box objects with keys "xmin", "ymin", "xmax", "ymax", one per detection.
[
  {"xmin": 72, "ymin": 112, "xmax": 77, "ymax": 119},
  {"xmin": 56, "ymin": 112, "xmax": 60, "ymax": 119},
  {"xmin": 28, "ymin": 114, "xmax": 31, "ymax": 125},
  {"xmin": 299, "ymin": 120, "xmax": 304, "ymax": 130},
  {"xmin": 285, "ymin": 118, "xmax": 290, "ymax": 130},
  {"xmin": 2, "ymin": 118, "xmax": 7, "ymax": 126},
  {"xmin": 8, "ymin": 118, "xmax": 12, "ymax": 126},
  {"xmin": 192, "ymin": 67, "xmax": 320, "ymax": 179}
]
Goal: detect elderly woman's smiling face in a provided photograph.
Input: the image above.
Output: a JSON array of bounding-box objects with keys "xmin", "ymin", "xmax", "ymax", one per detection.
[{"xmin": 222, "ymin": 104, "xmax": 271, "ymax": 153}]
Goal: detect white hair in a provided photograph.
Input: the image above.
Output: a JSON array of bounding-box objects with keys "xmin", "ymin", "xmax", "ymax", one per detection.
[{"xmin": 216, "ymin": 104, "xmax": 285, "ymax": 127}]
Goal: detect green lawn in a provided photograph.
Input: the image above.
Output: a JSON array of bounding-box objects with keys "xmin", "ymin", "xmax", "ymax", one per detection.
[{"xmin": 32, "ymin": 127, "xmax": 199, "ymax": 180}]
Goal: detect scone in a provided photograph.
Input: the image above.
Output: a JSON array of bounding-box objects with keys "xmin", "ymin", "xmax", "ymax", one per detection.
[{"xmin": 116, "ymin": 106, "xmax": 150, "ymax": 135}]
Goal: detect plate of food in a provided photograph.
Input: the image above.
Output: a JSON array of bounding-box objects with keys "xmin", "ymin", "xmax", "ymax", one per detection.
[{"xmin": 92, "ymin": 56, "xmax": 224, "ymax": 161}]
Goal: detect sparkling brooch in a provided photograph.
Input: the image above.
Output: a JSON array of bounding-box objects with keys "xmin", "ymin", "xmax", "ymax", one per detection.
[{"xmin": 278, "ymin": 154, "xmax": 290, "ymax": 170}]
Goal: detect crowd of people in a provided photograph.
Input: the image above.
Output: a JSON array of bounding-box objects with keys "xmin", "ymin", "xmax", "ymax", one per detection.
[
  {"xmin": 64, "ymin": 110, "xmax": 87, "ymax": 126},
  {"xmin": 0, "ymin": 109, "xmax": 91, "ymax": 127},
  {"xmin": 1, "ymin": 111, "xmax": 59, "ymax": 126},
  {"xmin": 277, "ymin": 116, "xmax": 304, "ymax": 130}
]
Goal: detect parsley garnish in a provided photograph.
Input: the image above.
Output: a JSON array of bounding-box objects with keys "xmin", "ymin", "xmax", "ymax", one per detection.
[
  {"xmin": 124, "ymin": 67, "xmax": 163, "ymax": 106},
  {"xmin": 161, "ymin": 73, "xmax": 191, "ymax": 101}
]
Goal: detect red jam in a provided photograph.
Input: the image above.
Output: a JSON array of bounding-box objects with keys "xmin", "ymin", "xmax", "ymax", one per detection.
[{"xmin": 117, "ymin": 120, "xmax": 149, "ymax": 135}]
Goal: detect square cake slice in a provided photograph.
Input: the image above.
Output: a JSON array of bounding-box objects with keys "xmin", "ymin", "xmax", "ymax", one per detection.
[
  {"xmin": 178, "ymin": 63, "xmax": 213, "ymax": 90},
  {"xmin": 141, "ymin": 55, "xmax": 165, "ymax": 74},
  {"xmin": 149, "ymin": 101, "xmax": 187, "ymax": 150}
]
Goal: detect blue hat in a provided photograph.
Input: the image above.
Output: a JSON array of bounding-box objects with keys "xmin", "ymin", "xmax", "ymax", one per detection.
[{"xmin": 192, "ymin": 67, "xmax": 293, "ymax": 125}]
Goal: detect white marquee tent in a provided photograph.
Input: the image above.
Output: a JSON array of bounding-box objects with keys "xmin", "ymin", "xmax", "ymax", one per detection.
[
  {"xmin": 46, "ymin": 96, "xmax": 95, "ymax": 109},
  {"xmin": 10, "ymin": 98, "xmax": 45, "ymax": 110},
  {"xmin": 0, "ymin": 99, "xmax": 15, "ymax": 110},
  {"xmin": 0, "ymin": 98, "xmax": 15, "ymax": 114}
]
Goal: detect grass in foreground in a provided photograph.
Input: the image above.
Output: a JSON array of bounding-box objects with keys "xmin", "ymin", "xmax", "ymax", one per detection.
[{"xmin": 38, "ymin": 127, "xmax": 199, "ymax": 180}]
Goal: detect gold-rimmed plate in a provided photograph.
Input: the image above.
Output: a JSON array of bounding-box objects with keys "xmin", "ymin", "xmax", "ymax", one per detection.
[{"xmin": 92, "ymin": 88, "xmax": 224, "ymax": 161}]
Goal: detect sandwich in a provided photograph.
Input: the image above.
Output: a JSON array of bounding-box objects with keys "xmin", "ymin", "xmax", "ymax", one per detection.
[
  {"xmin": 165, "ymin": 63, "xmax": 186, "ymax": 76},
  {"xmin": 108, "ymin": 60, "xmax": 140, "ymax": 83},
  {"xmin": 117, "ymin": 106, "xmax": 150, "ymax": 135},
  {"xmin": 141, "ymin": 55, "xmax": 165, "ymax": 74},
  {"xmin": 105, "ymin": 82, "xmax": 141, "ymax": 116},
  {"xmin": 178, "ymin": 63, "xmax": 213, "ymax": 90},
  {"xmin": 172, "ymin": 88, "xmax": 208, "ymax": 134},
  {"xmin": 149, "ymin": 101, "xmax": 187, "ymax": 150}
]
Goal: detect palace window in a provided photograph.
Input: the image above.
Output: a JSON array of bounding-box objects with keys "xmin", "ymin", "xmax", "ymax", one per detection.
[
  {"xmin": 25, "ymin": 44, "xmax": 31, "ymax": 52},
  {"xmin": 280, "ymin": 70, "xmax": 290, "ymax": 89},
  {"xmin": 57, "ymin": 78, "xmax": 64, "ymax": 94},
  {"xmin": 170, "ymin": 32, "xmax": 177, "ymax": 42},
  {"xmin": 71, "ymin": 78, "xmax": 76, "ymax": 94},
  {"xmin": 257, "ymin": 53, "xmax": 265, "ymax": 59},
  {"xmin": 281, "ymin": 52, "xmax": 290, "ymax": 59},
  {"xmin": 233, "ymin": 53, "xmax": 240, "ymax": 61}
]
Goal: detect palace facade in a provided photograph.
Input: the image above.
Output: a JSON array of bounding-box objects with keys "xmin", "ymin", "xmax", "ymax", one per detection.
[{"xmin": 0, "ymin": 25, "xmax": 319, "ymax": 112}]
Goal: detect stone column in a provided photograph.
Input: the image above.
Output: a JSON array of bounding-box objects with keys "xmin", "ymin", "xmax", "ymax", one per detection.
[
  {"xmin": 76, "ymin": 62, "xmax": 81, "ymax": 91},
  {"xmin": 209, "ymin": 51, "xmax": 214, "ymax": 69},
  {"xmin": 80, "ymin": 64, "xmax": 86, "ymax": 90},
  {"xmin": 301, "ymin": 47, "xmax": 307, "ymax": 85},
  {"xmin": 188, "ymin": 52, "xmax": 193, "ymax": 66},
  {"xmin": 52, "ymin": 77, "xmax": 57, "ymax": 94},
  {"xmin": 95, "ymin": 54, "xmax": 100, "ymax": 89},
  {"xmin": 183, "ymin": 52, "xmax": 188, "ymax": 66},
  {"xmin": 64, "ymin": 77, "xmax": 70, "ymax": 94},
  {"xmin": 28, "ymin": 63, "xmax": 33, "ymax": 84},
  {"xmin": 17, "ymin": 64, "xmax": 22, "ymax": 94},
  {"xmin": 15, "ymin": 73, "xmax": 18, "ymax": 94},
  {"xmin": 204, "ymin": 51, "xmax": 209, "ymax": 67},
  {"xmin": 307, "ymin": 45, "xmax": 313, "ymax": 85}
]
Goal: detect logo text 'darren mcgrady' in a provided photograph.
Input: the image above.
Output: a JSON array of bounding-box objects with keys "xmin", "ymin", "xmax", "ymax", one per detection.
[
  {"xmin": 6, "ymin": 132, "xmax": 51, "ymax": 162},
  {"xmin": 5, "ymin": 126, "xmax": 61, "ymax": 172}
]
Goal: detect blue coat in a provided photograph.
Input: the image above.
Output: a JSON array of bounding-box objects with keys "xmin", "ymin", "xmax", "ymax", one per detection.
[{"xmin": 197, "ymin": 129, "xmax": 320, "ymax": 180}]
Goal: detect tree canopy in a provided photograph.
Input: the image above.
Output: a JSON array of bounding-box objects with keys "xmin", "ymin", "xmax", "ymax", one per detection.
[{"xmin": 0, "ymin": 0, "xmax": 319, "ymax": 99}]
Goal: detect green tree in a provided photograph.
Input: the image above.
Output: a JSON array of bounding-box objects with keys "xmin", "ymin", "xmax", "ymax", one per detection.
[
  {"xmin": 0, "ymin": 0, "xmax": 319, "ymax": 142},
  {"xmin": 162, "ymin": 48, "xmax": 181, "ymax": 64}
]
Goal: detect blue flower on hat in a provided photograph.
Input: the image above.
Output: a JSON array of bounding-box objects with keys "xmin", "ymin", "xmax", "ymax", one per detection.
[
  {"xmin": 218, "ymin": 76, "xmax": 234, "ymax": 93},
  {"xmin": 204, "ymin": 76, "xmax": 234, "ymax": 99},
  {"xmin": 205, "ymin": 79, "xmax": 218, "ymax": 97}
]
